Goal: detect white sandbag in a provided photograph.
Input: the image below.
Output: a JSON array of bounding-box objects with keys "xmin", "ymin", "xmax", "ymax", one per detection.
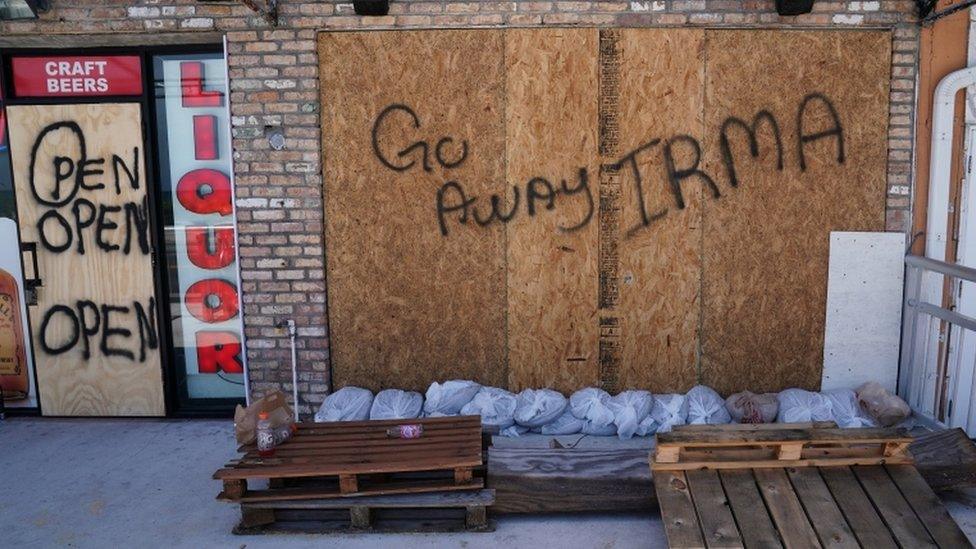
[
  {"xmin": 540, "ymin": 409, "xmax": 584, "ymax": 435},
  {"xmin": 725, "ymin": 391, "xmax": 778, "ymax": 424},
  {"xmin": 856, "ymin": 381, "xmax": 911, "ymax": 427},
  {"xmin": 423, "ymin": 380, "xmax": 481, "ymax": 416},
  {"xmin": 650, "ymin": 394, "xmax": 688, "ymax": 433},
  {"xmin": 609, "ymin": 390, "xmax": 654, "ymax": 440},
  {"xmin": 582, "ymin": 418, "xmax": 618, "ymax": 436},
  {"xmin": 314, "ymin": 386, "xmax": 374, "ymax": 422},
  {"xmin": 777, "ymin": 388, "xmax": 832, "ymax": 423},
  {"xmin": 686, "ymin": 385, "xmax": 732, "ymax": 425},
  {"xmin": 824, "ymin": 389, "xmax": 875, "ymax": 428},
  {"xmin": 635, "ymin": 415, "xmax": 658, "ymax": 437},
  {"xmin": 514, "ymin": 389, "xmax": 567, "ymax": 428},
  {"xmin": 369, "ymin": 389, "xmax": 423, "ymax": 420},
  {"xmin": 569, "ymin": 388, "xmax": 616, "ymax": 435},
  {"xmin": 460, "ymin": 387, "xmax": 518, "ymax": 429},
  {"xmin": 501, "ymin": 424, "xmax": 529, "ymax": 437}
]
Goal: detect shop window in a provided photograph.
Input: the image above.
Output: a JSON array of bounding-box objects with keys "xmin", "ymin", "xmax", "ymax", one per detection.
[
  {"xmin": 153, "ymin": 53, "xmax": 246, "ymax": 403},
  {"xmin": 0, "ymin": 76, "xmax": 13, "ymax": 219}
]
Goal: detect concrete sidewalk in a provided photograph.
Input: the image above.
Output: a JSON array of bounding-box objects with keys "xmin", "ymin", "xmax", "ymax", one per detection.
[
  {"xmin": 2, "ymin": 418, "xmax": 974, "ymax": 548},
  {"xmin": 0, "ymin": 418, "xmax": 663, "ymax": 548}
]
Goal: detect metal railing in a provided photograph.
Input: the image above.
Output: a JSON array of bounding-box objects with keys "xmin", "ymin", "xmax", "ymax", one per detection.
[{"xmin": 899, "ymin": 254, "xmax": 976, "ymax": 433}]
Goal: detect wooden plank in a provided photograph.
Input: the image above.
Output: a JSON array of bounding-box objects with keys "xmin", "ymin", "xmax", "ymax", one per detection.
[
  {"xmin": 615, "ymin": 28, "xmax": 704, "ymax": 393},
  {"xmin": 885, "ymin": 464, "xmax": 971, "ymax": 548},
  {"xmin": 852, "ymin": 465, "xmax": 938, "ymax": 548},
  {"xmin": 657, "ymin": 427, "xmax": 910, "ymax": 447},
  {"xmin": 675, "ymin": 422, "xmax": 837, "ymax": 432},
  {"xmin": 753, "ymin": 468, "xmax": 821, "ymax": 549},
  {"xmin": 700, "ymin": 29, "xmax": 891, "ymax": 394},
  {"xmin": 228, "ymin": 478, "xmax": 485, "ymax": 503},
  {"xmin": 719, "ymin": 470, "xmax": 782, "ymax": 549},
  {"xmin": 244, "ymin": 489, "xmax": 495, "ymax": 510},
  {"xmin": 504, "ymin": 27, "xmax": 601, "ymax": 392},
  {"xmin": 489, "ymin": 447, "xmax": 654, "ymax": 513},
  {"xmin": 652, "ymin": 455, "xmax": 913, "ymax": 471},
  {"xmin": 215, "ymin": 456, "xmax": 484, "ymax": 480},
  {"xmin": 7, "ymin": 104, "xmax": 164, "ymax": 416},
  {"xmin": 654, "ymin": 471, "xmax": 707, "ymax": 549},
  {"xmin": 320, "ymin": 30, "xmax": 508, "ymax": 391},
  {"xmin": 786, "ymin": 467, "xmax": 858, "ymax": 548},
  {"xmin": 911, "ymin": 428, "xmax": 976, "ymax": 491},
  {"xmin": 685, "ymin": 469, "xmax": 744, "ymax": 548},
  {"xmin": 819, "ymin": 466, "xmax": 897, "ymax": 549}
]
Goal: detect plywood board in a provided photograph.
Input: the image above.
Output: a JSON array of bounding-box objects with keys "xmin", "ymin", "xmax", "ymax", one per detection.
[
  {"xmin": 7, "ymin": 103, "xmax": 164, "ymax": 416},
  {"xmin": 320, "ymin": 30, "xmax": 508, "ymax": 391},
  {"xmin": 505, "ymin": 28, "xmax": 600, "ymax": 392},
  {"xmin": 700, "ymin": 30, "xmax": 891, "ymax": 394},
  {"xmin": 614, "ymin": 29, "xmax": 704, "ymax": 392},
  {"xmin": 821, "ymin": 231, "xmax": 905, "ymax": 393},
  {"xmin": 320, "ymin": 28, "xmax": 892, "ymax": 393}
]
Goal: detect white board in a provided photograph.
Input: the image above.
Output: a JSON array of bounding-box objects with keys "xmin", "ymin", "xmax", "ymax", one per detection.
[
  {"xmin": 822, "ymin": 231, "xmax": 905, "ymax": 392},
  {"xmin": 0, "ymin": 217, "xmax": 37, "ymax": 408}
]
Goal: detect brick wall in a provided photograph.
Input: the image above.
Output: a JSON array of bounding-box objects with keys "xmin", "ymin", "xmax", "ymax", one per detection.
[{"xmin": 0, "ymin": 0, "xmax": 921, "ymax": 414}]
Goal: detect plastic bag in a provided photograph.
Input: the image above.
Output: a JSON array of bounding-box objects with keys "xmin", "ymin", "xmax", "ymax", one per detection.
[
  {"xmin": 777, "ymin": 389, "xmax": 832, "ymax": 423},
  {"xmin": 514, "ymin": 389, "xmax": 568, "ymax": 428},
  {"xmin": 609, "ymin": 390, "xmax": 654, "ymax": 439},
  {"xmin": 725, "ymin": 391, "xmax": 778, "ymax": 424},
  {"xmin": 650, "ymin": 394, "xmax": 688, "ymax": 433},
  {"xmin": 460, "ymin": 387, "xmax": 518, "ymax": 429},
  {"xmin": 856, "ymin": 382, "xmax": 910, "ymax": 427},
  {"xmin": 369, "ymin": 389, "xmax": 423, "ymax": 420},
  {"xmin": 234, "ymin": 390, "xmax": 295, "ymax": 445},
  {"xmin": 314, "ymin": 386, "xmax": 374, "ymax": 422},
  {"xmin": 635, "ymin": 415, "xmax": 658, "ymax": 437},
  {"xmin": 501, "ymin": 424, "xmax": 529, "ymax": 437},
  {"xmin": 540, "ymin": 409, "xmax": 584, "ymax": 435},
  {"xmin": 423, "ymin": 380, "xmax": 481, "ymax": 416},
  {"xmin": 824, "ymin": 389, "xmax": 875, "ymax": 428},
  {"xmin": 569, "ymin": 388, "xmax": 616, "ymax": 435},
  {"xmin": 686, "ymin": 385, "xmax": 732, "ymax": 425}
]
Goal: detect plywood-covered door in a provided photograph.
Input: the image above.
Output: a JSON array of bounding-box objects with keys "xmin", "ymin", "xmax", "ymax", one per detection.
[{"xmin": 7, "ymin": 103, "xmax": 164, "ymax": 416}]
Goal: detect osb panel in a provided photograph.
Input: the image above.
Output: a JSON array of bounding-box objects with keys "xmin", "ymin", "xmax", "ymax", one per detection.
[
  {"xmin": 614, "ymin": 29, "xmax": 704, "ymax": 393},
  {"xmin": 8, "ymin": 104, "xmax": 164, "ymax": 416},
  {"xmin": 505, "ymin": 28, "xmax": 600, "ymax": 392},
  {"xmin": 700, "ymin": 30, "xmax": 891, "ymax": 394},
  {"xmin": 319, "ymin": 31, "xmax": 508, "ymax": 391}
]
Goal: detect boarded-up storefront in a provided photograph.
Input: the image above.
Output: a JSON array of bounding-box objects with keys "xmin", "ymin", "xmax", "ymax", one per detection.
[{"xmin": 321, "ymin": 28, "xmax": 890, "ymax": 395}]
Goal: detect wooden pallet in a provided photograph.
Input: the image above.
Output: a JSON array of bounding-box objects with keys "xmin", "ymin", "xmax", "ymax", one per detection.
[
  {"xmin": 653, "ymin": 424, "xmax": 913, "ymax": 470},
  {"xmin": 234, "ymin": 489, "xmax": 495, "ymax": 534},
  {"xmin": 653, "ymin": 425, "xmax": 971, "ymax": 548},
  {"xmin": 214, "ymin": 415, "xmax": 484, "ymax": 502}
]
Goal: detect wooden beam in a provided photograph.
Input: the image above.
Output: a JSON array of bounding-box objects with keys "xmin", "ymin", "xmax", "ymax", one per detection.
[{"xmin": 488, "ymin": 448, "xmax": 654, "ymax": 513}]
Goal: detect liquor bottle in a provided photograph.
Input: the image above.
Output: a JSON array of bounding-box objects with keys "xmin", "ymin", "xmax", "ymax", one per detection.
[{"xmin": 0, "ymin": 267, "xmax": 28, "ymax": 400}]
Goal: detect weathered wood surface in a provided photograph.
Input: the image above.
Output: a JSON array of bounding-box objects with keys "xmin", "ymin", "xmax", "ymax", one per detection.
[
  {"xmin": 216, "ymin": 416, "xmax": 484, "ymax": 501},
  {"xmin": 655, "ymin": 465, "xmax": 969, "ymax": 549},
  {"xmin": 235, "ymin": 489, "xmax": 495, "ymax": 535},
  {"xmin": 243, "ymin": 488, "xmax": 494, "ymax": 510},
  {"xmin": 488, "ymin": 447, "xmax": 654, "ymax": 513},
  {"xmin": 912, "ymin": 427, "xmax": 976, "ymax": 491}
]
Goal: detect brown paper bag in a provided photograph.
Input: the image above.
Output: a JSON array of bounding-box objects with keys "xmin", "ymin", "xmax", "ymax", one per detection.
[{"xmin": 234, "ymin": 390, "xmax": 295, "ymax": 445}]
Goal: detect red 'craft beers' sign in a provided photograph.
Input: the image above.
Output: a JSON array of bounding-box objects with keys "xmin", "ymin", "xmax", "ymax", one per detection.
[{"xmin": 11, "ymin": 55, "xmax": 142, "ymax": 98}]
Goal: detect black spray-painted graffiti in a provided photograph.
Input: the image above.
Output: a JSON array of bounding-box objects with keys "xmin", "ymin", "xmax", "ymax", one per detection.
[
  {"xmin": 29, "ymin": 121, "xmax": 151, "ymax": 255},
  {"xmin": 28, "ymin": 119, "xmax": 157, "ymax": 362},
  {"xmin": 38, "ymin": 297, "xmax": 159, "ymax": 363},
  {"xmin": 371, "ymin": 93, "xmax": 844, "ymax": 238}
]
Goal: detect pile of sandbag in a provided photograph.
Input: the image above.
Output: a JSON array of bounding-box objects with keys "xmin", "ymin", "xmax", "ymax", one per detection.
[{"xmin": 312, "ymin": 379, "xmax": 912, "ymax": 436}]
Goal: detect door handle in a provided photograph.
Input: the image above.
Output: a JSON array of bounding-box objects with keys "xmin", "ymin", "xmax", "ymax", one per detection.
[{"xmin": 20, "ymin": 241, "xmax": 41, "ymax": 306}]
